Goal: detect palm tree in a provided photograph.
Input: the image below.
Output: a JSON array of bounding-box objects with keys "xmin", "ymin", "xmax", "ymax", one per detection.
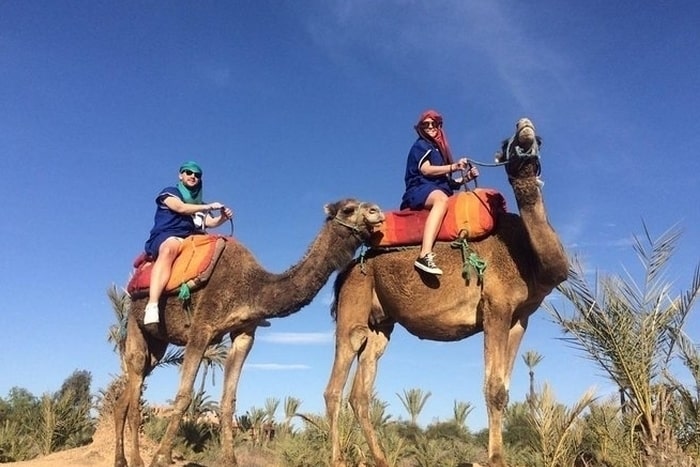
[
  {"xmin": 525, "ymin": 383, "xmax": 597, "ymax": 467},
  {"xmin": 197, "ymin": 339, "xmax": 229, "ymax": 395},
  {"xmin": 397, "ymin": 388, "xmax": 431, "ymax": 426},
  {"xmin": 452, "ymin": 400, "xmax": 473, "ymax": 429},
  {"xmin": 546, "ymin": 224, "xmax": 700, "ymax": 463},
  {"xmin": 282, "ymin": 396, "xmax": 301, "ymax": 434},
  {"xmin": 522, "ymin": 349, "xmax": 544, "ymax": 405},
  {"xmin": 106, "ymin": 284, "xmax": 130, "ymax": 370}
]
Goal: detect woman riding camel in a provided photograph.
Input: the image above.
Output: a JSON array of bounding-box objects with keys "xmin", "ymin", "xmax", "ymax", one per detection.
[{"xmin": 400, "ymin": 110, "xmax": 479, "ymax": 275}]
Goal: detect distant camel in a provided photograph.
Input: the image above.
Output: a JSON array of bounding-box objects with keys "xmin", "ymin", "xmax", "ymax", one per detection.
[
  {"xmin": 324, "ymin": 119, "xmax": 568, "ymax": 467},
  {"xmin": 113, "ymin": 199, "xmax": 385, "ymax": 467}
]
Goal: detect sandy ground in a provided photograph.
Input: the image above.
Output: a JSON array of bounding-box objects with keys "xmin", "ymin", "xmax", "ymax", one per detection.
[{"xmin": 4, "ymin": 422, "xmax": 200, "ymax": 467}]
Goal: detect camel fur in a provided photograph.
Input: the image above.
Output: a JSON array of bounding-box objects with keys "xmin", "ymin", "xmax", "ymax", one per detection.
[
  {"xmin": 113, "ymin": 199, "xmax": 384, "ymax": 467},
  {"xmin": 323, "ymin": 119, "xmax": 568, "ymax": 467}
]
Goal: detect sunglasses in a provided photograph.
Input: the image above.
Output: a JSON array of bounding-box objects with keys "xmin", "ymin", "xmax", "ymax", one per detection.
[
  {"xmin": 182, "ymin": 170, "xmax": 201, "ymax": 179},
  {"xmin": 420, "ymin": 120, "xmax": 442, "ymax": 129}
]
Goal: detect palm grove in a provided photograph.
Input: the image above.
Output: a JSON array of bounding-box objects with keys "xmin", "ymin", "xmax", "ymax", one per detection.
[{"xmin": 0, "ymin": 224, "xmax": 698, "ymax": 466}]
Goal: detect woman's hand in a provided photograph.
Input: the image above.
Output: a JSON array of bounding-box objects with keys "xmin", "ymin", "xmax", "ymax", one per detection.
[
  {"xmin": 464, "ymin": 166, "xmax": 479, "ymax": 181},
  {"xmin": 455, "ymin": 157, "xmax": 470, "ymax": 170},
  {"xmin": 455, "ymin": 158, "xmax": 479, "ymax": 181}
]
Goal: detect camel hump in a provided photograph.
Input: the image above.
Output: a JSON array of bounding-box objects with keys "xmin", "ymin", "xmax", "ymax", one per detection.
[
  {"xmin": 370, "ymin": 188, "xmax": 507, "ymax": 248},
  {"xmin": 127, "ymin": 234, "xmax": 230, "ymax": 298}
]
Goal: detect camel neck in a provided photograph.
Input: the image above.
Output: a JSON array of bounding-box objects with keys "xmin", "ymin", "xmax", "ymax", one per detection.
[{"xmin": 255, "ymin": 221, "xmax": 362, "ymax": 319}]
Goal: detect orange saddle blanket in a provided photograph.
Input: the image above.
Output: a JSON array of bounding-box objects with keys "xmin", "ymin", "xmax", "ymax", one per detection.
[
  {"xmin": 127, "ymin": 234, "xmax": 229, "ymax": 298},
  {"xmin": 370, "ymin": 188, "xmax": 506, "ymax": 247}
]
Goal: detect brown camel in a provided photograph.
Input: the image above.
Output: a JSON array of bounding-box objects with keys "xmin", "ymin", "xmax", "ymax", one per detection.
[
  {"xmin": 324, "ymin": 119, "xmax": 569, "ymax": 467},
  {"xmin": 113, "ymin": 198, "xmax": 385, "ymax": 467}
]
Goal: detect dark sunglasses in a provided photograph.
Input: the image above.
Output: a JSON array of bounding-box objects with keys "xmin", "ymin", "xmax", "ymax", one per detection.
[
  {"xmin": 182, "ymin": 169, "xmax": 201, "ymax": 179},
  {"xmin": 420, "ymin": 120, "xmax": 442, "ymax": 129}
]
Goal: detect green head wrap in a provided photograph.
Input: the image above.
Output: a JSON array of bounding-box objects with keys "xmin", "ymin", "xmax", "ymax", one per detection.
[
  {"xmin": 177, "ymin": 160, "xmax": 203, "ymax": 204},
  {"xmin": 179, "ymin": 161, "xmax": 203, "ymax": 175}
]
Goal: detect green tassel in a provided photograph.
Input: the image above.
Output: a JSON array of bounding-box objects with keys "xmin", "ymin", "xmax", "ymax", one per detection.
[
  {"xmin": 451, "ymin": 238, "xmax": 487, "ymax": 284},
  {"xmin": 178, "ymin": 283, "xmax": 191, "ymax": 301},
  {"xmin": 468, "ymin": 252, "xmax": 487, "ymax": 279}
]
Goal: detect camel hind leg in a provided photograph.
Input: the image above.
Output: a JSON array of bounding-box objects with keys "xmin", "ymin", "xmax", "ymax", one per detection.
[
  {"xmin": 348, "ymin": 323, "xmax": 392, "ymax": 467},
  {"xmin": 114, "ymin": 316, "xmax": 167, "ymax": 467}
]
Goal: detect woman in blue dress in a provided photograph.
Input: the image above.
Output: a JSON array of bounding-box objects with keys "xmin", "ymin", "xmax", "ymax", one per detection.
[
  {"xmin": 401, "ymin": 110, "xmax": 479, "ymax": 275},
  {"xmin": 142, "ymin": 161, "xmax": 233, "ymax": 326}
]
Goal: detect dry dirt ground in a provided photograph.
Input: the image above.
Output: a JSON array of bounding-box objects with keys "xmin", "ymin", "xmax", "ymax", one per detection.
[{"xmin": 4, "ymin": 422, "xmax": 199, "ymax": 467}]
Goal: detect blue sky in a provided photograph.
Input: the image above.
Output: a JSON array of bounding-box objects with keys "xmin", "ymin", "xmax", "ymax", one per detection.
[{"xmin": 1, "ymin": 1, "xmax": 698, "ymax": 430}]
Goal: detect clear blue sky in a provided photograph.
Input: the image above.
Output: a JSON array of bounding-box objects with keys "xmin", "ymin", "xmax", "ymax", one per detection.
[{"xmin": 2, "ymin": 1, "xmax": 698, "ymax": 430}]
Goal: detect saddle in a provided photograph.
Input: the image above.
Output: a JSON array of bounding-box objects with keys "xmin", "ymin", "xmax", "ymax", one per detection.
[
  {"xmin": 127, "ymin": 234, "xmax": 229, "ymax": 298},
  {"xmin": 370, "ymin": 188, "xmax": 506, "ymax": 248}
]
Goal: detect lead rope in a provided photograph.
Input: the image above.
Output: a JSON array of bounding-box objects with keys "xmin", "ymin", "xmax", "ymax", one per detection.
[{"xmin": 450, "ymin": 237, "xmax": 486, "ymax": 285}]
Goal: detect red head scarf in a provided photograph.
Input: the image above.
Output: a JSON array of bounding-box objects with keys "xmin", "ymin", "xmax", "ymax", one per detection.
[{"xmin": 414, "ymin": 109, "xmax": 453, "ymax": 164}]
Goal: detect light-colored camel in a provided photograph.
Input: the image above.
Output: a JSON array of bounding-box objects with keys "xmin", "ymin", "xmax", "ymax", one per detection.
[
  {"xmin": 113, "ymin": 199, "xmax": 384, "ymax": 467},
  {"xmin": 324, "ymin": 120, "xmax": 569, "ymax": 467}
]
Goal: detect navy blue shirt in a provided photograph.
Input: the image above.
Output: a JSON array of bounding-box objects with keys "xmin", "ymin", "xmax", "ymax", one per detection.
[
  {"xmin": 400, "ymin": 138, "xmax": 453, "ymax": 210},
  {"xmin": 144, "ymin": 186, "xmax": 200, "ymax": 257}
]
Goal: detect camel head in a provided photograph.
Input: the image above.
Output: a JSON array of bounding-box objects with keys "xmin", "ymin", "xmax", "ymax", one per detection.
[
  {"xmin": 324, "ymin": 199, "xmax": 385, "ymax": 241},
  {"xmin": 495, "ymin": 117, "xmax": 543, "ymax": 180}
]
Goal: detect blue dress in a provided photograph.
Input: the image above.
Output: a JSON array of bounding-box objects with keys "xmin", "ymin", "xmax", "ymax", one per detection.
[
  {"xmin": 400, "ymin": 138, "xmax": 454, "ymax": 210},
  {"xmin": 144, "ymin": 187, "xmax": 199, "ymax": 257}
]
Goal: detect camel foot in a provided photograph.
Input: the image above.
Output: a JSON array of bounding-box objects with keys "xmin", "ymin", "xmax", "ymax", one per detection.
[
  {"xmin": 115, "ymin": 454, "xmax": 144, "ymax": 467},
  {"xmin": 487, "ymin": 453, "xmax": 506, "ymax": 467},
  {"xmin": 221, "ymin": 452, "xmax": 238, "ymax": 466},
  {"xmin": 149, "ymin": 452, "xmax": 172, "ymax": 467}
]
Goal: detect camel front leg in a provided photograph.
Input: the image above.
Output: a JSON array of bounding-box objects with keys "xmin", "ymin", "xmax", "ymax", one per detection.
[
  {"xmin": 349, "ymin": 325, "xmax": 392, "ymax": 467},
  {"xmin": 150, "ymin": 336, "xmax": 209, "ymax": 467},
  {"xmin": 483, "ymin": 307, "xmax": 513, "ymax": 467},
  {"xmin": 220, "ymin": 326, "xmax": 259, "ymax": 466},
  {"xmin": 324, "ymin": 323, "xmax": 371, "ymax": 467}
]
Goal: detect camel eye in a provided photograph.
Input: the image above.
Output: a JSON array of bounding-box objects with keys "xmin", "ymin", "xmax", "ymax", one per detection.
[{"xmin": 342, "ymin": 205, "xmax": 357, "ymax": 216}]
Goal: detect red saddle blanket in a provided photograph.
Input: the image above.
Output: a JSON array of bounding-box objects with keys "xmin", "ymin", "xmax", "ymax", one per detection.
[
  {"xmin": 127, "ymin": 234, "xmax": 229, "ymax": 298},
  {"xmin": 370, "ymin": 188, "xmax": 506, "ymax": 247}
]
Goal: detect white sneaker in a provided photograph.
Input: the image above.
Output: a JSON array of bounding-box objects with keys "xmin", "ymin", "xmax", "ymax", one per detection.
[{"xmin": 144, "ymin": 303, "xmax": 160, "ymax": 325}]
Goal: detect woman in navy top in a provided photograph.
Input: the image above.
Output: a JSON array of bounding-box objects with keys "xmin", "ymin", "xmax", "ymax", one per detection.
[
  {"xmin": 142, "ymin": 161, "xmax": 234, "ymax": 327},
  {"xmin": 401, "ymin": 110, "xmax": 479, "ymax": 275}
]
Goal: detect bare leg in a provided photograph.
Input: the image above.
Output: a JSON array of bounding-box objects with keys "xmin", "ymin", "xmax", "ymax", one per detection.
[
  {"xmin": 419, "ymin": 190, "xmax": 449, "ymax": 257},
  {"xmin": 145, "ymin": 238, "xmax": 182, "ymax": 324}
]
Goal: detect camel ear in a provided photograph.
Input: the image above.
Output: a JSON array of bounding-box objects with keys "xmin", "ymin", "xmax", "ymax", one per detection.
[{"xmin": 324, "ymin": 202, "xmax": 338, "ymax": 218}]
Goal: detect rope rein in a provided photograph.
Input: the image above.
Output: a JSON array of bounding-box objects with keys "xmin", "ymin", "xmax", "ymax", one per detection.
[{"xmin": 450, "ymin": 238, "xmax": 486, "ymax": 285}]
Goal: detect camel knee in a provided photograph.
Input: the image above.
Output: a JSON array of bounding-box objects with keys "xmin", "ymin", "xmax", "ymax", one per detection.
[
  {"xmin": 349, "ymin": 325, "xmax": 369, "ymax": 352},
  {"xmin": 486, "ymin": 379, "xmax": 509, "ymax": 410},
  {"xmin": 233, "ymin": 333, "xmax": 253, "ymax": 351}
]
